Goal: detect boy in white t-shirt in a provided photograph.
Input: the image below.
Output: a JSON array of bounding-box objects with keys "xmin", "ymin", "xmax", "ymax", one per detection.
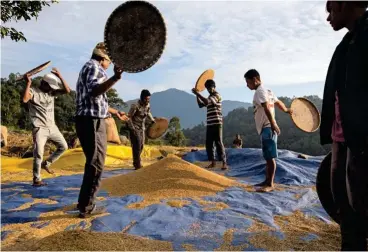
[{"xmin": 244, "ymin": 69, "xmax": 292, "ymax": 191}]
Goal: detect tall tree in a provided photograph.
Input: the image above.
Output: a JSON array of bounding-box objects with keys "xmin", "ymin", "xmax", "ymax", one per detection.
[
  {"xmin": 1, "ymin": 0, "xmax": 58, "ymax": 42},
  {"xmin": 1, "ymin": 77, "xmax": 22, "ymax": 126},
  {"xmin": 107, "ymin": 88, "xmax": 126, "ymax": 130},
  {"xmin": 106, "ymin": 88, "xmax": 126, "ymax": 109},
  {"xmin": 54, "ymin": 91, "xmax": 77, "ymax": 132},
  {"xmin": 165, "ymin": 117, "xmax": 186, "ymax": 146}
]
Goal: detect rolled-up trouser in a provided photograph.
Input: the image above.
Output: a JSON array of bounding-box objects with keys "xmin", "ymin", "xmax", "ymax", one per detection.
[
  {"xmin": 331, "ymin": 142, "xmax": 367, "ymax": 251},
  {"xmin": 76, "ymin": 116, "xmax": 107, "ymax": 213},
  {"xmin": 206, "ymin": 124, "xmax": 226, "ymax": 163},
  {"xmin": 129, "ymin": 129, "xmax": 144, "ymax": 168},
  {"xmin": 32, "ymin": 125, "xmax": 68, "ymax": 182}
]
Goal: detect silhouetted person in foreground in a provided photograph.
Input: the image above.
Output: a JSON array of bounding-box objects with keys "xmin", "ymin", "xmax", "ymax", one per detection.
[{"xmin": 320, "ymin": 1, "xmax": 368, "ymax": 250}]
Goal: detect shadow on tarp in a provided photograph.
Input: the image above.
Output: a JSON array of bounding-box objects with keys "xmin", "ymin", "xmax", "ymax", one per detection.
[
  {"xmin": 1, "ymin": 169, "xmax": 131, "ymax": 225},
  {"xmin": 1, "ymin": 148, "xmax": 332, "ymax": 250},
  {"xmin": 183, "ymin": 148, "xmax": 325, "ymax": 186}
]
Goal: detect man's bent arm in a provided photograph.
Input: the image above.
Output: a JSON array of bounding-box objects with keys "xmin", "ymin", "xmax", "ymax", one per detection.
[
  {"xmin": 108, "ymin": 107, "xmax": 119, "ymax": 116},
  {"xmin": 91, "ymin": 76, "xmax": 120, "ymax": 97},
  {"xmin": 197, "ymin": 96, "xmax": 205, "ymax": 108},
  {"xmin": 261, "ymin": 102, "xmax": 276, "ymax": 125},
  {"xmin": 275, "ymin": 100, "xmax": 289, "ymax": 113},
  {"xmin": 196, "ymin": 93, "xmax": 210, "ymax": 106},
  {"xmin": 22, "ymin": 79, "xmax": 32, "ymax": 103},
  {"xmin": 52, "ymin": 76, "xmax": 71, "ymax": 96}
]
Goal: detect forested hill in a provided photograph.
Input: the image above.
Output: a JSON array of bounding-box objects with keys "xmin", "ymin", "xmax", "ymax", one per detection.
[{"xmin": 183, "ymin": 95, "xmax": 331, "ymax": 156}]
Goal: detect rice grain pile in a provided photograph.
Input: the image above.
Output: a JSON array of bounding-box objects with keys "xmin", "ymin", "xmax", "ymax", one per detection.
[
  {"xmin": 3, "ymin": 230, "xmax": 173, "ymax": 251},
  {"xmin": 101, "ymin": 155, "xmax": 241, "ymax": 208}
]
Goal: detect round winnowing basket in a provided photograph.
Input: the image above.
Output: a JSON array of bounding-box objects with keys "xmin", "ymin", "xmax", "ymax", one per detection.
[
  {"xmin": 104, "ymin": 0, "xmax": 166, "ymax": 73},
  {"xmin": 195, "ymin": 69, "xmax": 215, "ymax": 92},
  {"xmin": 147, "ymin": 117, "xmax": 169, "ymax": 139},
  {"xmin": 16, "ymin": 61, "xmax": 51, "ymax": 81},
  {"xmin": 290, "ymin": 97, "xmax": 321, "ymax": 133}
]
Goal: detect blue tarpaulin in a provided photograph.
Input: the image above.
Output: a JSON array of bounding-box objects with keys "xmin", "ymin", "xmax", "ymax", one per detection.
[
  {"xmin": 183, "ymin": 148, "xmax": 324, "ymax": 186},
  {"xmin": 1, "ymin": 148, "xmax": 334, "ymax": 250}
]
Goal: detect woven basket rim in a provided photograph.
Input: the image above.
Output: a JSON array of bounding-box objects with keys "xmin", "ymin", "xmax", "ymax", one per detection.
[
  {"xmin": 104, "ymin": 0, "xmax": 167, "ymax": 73},
  {"xmin": 16, "ymin": 61, "xmax": 51, "ymax": 81},
  {"xmin": 195, "ymin": 69, "xmax": 215, "ymax": 92},
  {"xmin": 148, "ymin": 117, "xmax": 169, "ymax": 139},
  {"xmin": 290, "ymin": 97, "xmax": 321, "ymax": 133}
]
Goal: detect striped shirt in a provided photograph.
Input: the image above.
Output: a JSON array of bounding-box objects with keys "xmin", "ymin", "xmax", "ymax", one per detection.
[
  {"xmin": 206, "ymin": 92, "xmax": 223, "ymax": 126},
  {"xmin": 128, "ymin": 100, "xmax": 155, "ymax": 131},
  {"xmin": 75, "ymin": 59, "xmax": 109, "ymax": 118}
]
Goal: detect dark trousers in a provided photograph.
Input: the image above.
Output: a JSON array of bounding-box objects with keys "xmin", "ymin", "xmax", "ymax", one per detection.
[
  {"xmin": 75, "ymin": 117, "xmax": 107, "ymax": 212},
  {"xmin": 129, "ymin": 129, "xmax": 144, "ymax": 169},
  {"xmin": 331, "ymin": 142, "xmax": 367, "ymax": 251},
  {"xmin": 206, "ymin": 125, "xmax": 226, "ymax": 163}
]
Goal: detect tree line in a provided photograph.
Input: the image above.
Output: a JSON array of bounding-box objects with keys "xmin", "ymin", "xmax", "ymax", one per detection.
[
  {"xmin": 1, "ymin": 73, "xmax": 187, "ymax": 147},
  {"xmin": 1, "ymin": 73, "xmax": 125, "ymax": 131},
  {"xmin": 1, "ymin": 73, "xmax": 329, "ymax": 154}
]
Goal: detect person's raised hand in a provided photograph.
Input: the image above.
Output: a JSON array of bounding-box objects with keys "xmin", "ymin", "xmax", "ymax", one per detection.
[
  {"xmin": 51, "ymin": 67, "xmax": 62, "ymax": 78},
  {"xmin": 23, "ymin": 74, "xmax": 31, "ymax": 84},
  {"xmin": 271, "ymin": 121, "xmax": 281, "ymax": 136},
  {"xmin": 113, "ymin": 65, "xmax": 123, "ymax": 80}
]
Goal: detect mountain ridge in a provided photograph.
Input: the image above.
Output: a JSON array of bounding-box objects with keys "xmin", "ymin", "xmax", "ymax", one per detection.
[{"xmin": 120, "ymin": 88, "xmax": 251, "ymax": 129}]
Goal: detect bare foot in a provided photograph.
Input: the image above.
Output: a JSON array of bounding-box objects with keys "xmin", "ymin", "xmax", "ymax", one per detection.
[
  {"xmin": 206, "ymin": 162, "xmax": 216, "ymax": 169},
  {"xmin": 256, "ymin": 186, "xmax": 274, "ymax": 193},
  {"xmin": 254, "ymin": 181, "xmax": 268, "ymax": 187},
  {"xmin": 221, "ymin": 163, "xmax": 229, "ymax": 170}
]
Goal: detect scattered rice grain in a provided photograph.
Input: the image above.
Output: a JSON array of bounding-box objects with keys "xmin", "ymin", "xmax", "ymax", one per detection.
[
  {"xmin": 248, "ymin": 211, "xmax": 340, "ymax": 251},
  {"xmin": 166, "ymin": 200, "xmax": 191, "ymax": 208}
]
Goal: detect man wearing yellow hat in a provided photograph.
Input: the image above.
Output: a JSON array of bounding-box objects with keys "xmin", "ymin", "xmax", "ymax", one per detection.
[
  {"xmin": 22, "ymin": 68, "xmax": 71, "ymax": 187},
  {"xmin": 75, "ymin": 42, "xmax": 129, "ymax": 218}
]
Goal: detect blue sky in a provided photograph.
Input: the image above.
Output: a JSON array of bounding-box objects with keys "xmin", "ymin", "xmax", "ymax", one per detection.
[{"xmin": 1, "ymin": 0, "xmax": 346, "ymax": 103}]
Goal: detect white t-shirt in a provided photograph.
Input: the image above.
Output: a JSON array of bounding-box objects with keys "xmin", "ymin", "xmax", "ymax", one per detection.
[{"xmin": 253, "ymin": 85, "xmax": 278, "ymax": 135}]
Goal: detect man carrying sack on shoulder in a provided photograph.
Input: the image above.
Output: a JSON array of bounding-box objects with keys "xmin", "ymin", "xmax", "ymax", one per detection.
[
  {"xmin": 75, "ymin": 42, "xmax": 129, "ymax": 218},
  {"xmin": 128, "ymin": 89, "xmax": 155, "ymax": 170}
]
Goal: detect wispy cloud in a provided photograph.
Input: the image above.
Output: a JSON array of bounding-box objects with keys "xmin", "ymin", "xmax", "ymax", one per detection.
[{"xmin": 1, "ymin": 1, "xmax": 344, "ymax": 101}]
